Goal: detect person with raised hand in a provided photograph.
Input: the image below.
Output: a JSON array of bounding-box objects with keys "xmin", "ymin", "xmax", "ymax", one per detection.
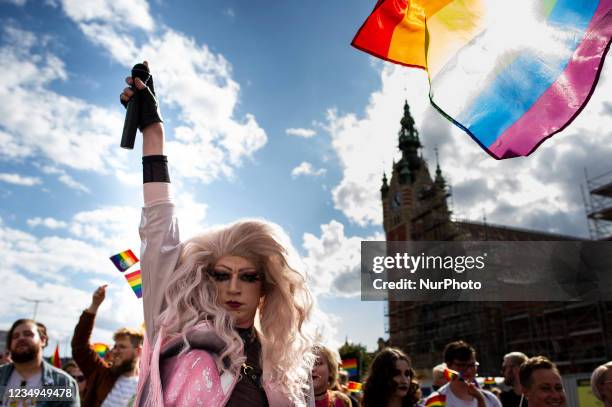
[{"xmin": 120, "ymin": 61, "xmax": 315, "ymax": 406}]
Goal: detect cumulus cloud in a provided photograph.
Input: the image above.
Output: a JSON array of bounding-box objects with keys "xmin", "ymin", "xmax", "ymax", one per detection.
[
  {"xmin": 57, "ymin": 0, "xmax": 267, "ymax": 184},
  {"xmin": 325, "ymin": 59, "xmax": 612, "ymax": 236},
  {"xmin": 291, "ymin": 162, "xmax": 326, "ymax": 179},
  {"xmin": 302, "ymin": 220, "xmax": 383, "ymax": 297},
  {"xmin": 40, "ymin": 165, "xmax": 90, "ymax": 193},
  {"xmin": 0, "ymin": 173, "xmax": 41, "ymax": 186},
  {"xmin": 286, "ymin": 128, "xmax": 316, "ymax": 138},
  {"xmin": 27, "ymin": 217, "xmax": 68, "ymax": 229},
  {"xmin": 0, "ymin": 25, "xmax": 127, "ymax": 175}
]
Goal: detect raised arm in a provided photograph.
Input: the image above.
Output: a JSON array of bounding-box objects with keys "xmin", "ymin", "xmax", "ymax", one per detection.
[{"xmin": 120, "ymin": 62, "xmax": 180, "ymax": 342}]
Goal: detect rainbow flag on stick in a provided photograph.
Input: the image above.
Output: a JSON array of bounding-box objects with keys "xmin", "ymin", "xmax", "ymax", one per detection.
[
  {"xmin": 125, "ymin": 269, "xmax": 143, "ymax": 298},
  {"xmin": 50, "ymin": 343, "xmax": 61, "ymax": 368},
  {"xmin": 92, "ymin": 342, "xmax": 109, "ymax": 359},
  {"xmin": 352, "ymin": 0, "xmax": 612, "ymax": 159},
  {"xmin": 443, "ymin": 367, "xmax": 460, "ymax": 381},
  {"xmin": 341, "ymin": 358, "xmax": 359, "ymax": 377},
  {"xmin": 110, "ymin": 249, "xmax": 139, "ymax": 272},
  {"xmin": 484, "ymin": 377, "xmax": 496, "ymax": 386},
  {"xmin": 425, "ymin": 394, "xmax": 446, "ymax": 407}
]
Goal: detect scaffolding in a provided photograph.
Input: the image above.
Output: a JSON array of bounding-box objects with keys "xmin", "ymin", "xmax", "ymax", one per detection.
[{"xmin": 584, "ymin": 169, "xmax": 612, "ymax": 240}]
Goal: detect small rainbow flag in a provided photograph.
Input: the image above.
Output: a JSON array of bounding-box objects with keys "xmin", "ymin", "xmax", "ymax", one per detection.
[
  {"xmin": 50, "ymin": 343, "xmax": 61, "ymax": 368},
  {"xmin": 443, "ymin": 367, "xmax": 460, "ymax": 381},
  {"xmin": 425, "ymin": 394, "xmax": 446, "ymax": 407},
  {"xmin": 484, "ymin": 377, "xmax": 496, "ymax": 386},
  {"xmin": 353, "ymin": 0, "xmax": 612, "ymax": 159},
  {"xmin": 347, "ymin": 381, "xmax": 362, "ymax": 392},
  {"xmin": 125, "ymin": 269, "xmax": 142, "ymax": 298},
  {"xmin": 341, "ymin": 358, "xmax": 358, "ymax": 377},
  {"xmin": 92, "ymin": 342, "xmax": 109, "ymax": 358},
  {"xmin": 110, "ymin": 249, "xmax": 139, "ymax": 272}
]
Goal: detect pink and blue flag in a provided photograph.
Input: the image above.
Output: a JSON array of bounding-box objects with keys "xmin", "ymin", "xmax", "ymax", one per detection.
[
  {"xmin": 110, "ymin": 249, "xmax": 139, "ymax": 272},
  {"xmin": 352, "ymin": 0, "xmax": 612, "ymax": 159}
]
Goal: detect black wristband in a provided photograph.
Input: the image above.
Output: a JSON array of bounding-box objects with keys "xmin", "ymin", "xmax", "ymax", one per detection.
[{"xmin": 143, "ymin": 155, "xmax": 170, "ymax": 183}]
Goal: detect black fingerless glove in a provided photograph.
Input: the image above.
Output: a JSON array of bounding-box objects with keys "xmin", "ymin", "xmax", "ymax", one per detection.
[
  {"xmin": 120, "ymin": 72, "xmax": 163, "ymax": 132},
  {"xmin": 143, "ymin": 155, "xmax": 170, "ymax": 184},
  {"xmin": 138, "ymin": 74, "xmax": 163, "ymax": 131}
]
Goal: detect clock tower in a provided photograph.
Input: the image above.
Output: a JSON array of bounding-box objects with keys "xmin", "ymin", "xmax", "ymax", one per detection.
[{"xmin": 381, "ymin": 101, "xmax": 456, "ymax": 242}]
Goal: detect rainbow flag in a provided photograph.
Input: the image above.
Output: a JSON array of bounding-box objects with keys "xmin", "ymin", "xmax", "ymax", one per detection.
[
  {"xmin": 347, "ymin": 381, "xmax": 362, "ymax": 392},
  {"xmin": 352, "ymin": 0, "xmax": 612, "ymax": 159},
  {"xmin": 92, "ymin": 342, "xmax": 109, "ymax": 358},
  {"xmin": 425, "ymin": 394, "xmax": 446, "ymax": 407},
  {"xmin": 50, "ymin": 343, "xmax": 61, "ymax": 368},
  {"xmin": 443, "ymin": 367, "xmax": 460, "ymax": 381},
  {"xmin": 341, "ymin": 358, "xmax": 359, "ymax": 376},
  {"xmin": 110, "ymin": 249, "xmax": 139, "ymax": 272},
  {"xmin": 484, "ymin": 377, "xmax": 496, "ymax": 386},
  {"xmin": 125, "ymin": 269, "xmax": 143, "ymax": 298}
]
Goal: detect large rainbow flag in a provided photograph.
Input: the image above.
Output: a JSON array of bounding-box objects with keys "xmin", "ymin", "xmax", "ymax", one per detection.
[
  {"xmin": 425, "ymin": 394, "xmax": 447, "ymax": 406},
  {"xmin": 352, "ymin": 0, "xmax": 612, "ymax": 159}
]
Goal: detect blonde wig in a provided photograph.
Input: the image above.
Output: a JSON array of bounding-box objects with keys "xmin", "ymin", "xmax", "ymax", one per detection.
[{"xmin": 157, "ymin": 219, "xmax": 315, "ymax": 404}]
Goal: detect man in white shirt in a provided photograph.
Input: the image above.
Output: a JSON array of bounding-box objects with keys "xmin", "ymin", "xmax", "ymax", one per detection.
[{"xmin": 424, "ymin": 341, "xmax": 501, "ymax": 407}]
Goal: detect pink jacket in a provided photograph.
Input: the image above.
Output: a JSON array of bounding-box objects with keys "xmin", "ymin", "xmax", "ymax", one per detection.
[{"xmin": 134, "ymin": 183, "xmax": 313, "ymax": 406}]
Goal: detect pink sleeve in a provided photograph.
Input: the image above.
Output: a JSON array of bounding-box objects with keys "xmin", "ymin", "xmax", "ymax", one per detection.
[{"xmin": 144, "ymin": 182, "xmax": 172, "ymax": 207}]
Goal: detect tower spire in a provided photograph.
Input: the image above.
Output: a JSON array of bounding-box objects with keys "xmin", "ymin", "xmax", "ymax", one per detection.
[{"xmin": 434, "ymin": 146, "xmax": 446, "ymax": 190}]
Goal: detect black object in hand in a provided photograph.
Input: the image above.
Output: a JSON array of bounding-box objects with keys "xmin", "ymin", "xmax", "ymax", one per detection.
[{"xmin": 120, "ymin": 63, "xmax": 151, "ymax": 150}]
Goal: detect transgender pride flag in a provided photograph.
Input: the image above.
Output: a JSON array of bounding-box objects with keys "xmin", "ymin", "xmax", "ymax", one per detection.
[{"xmin": 352, "ymin": 0, "xmax": 612, "ymax": 159}]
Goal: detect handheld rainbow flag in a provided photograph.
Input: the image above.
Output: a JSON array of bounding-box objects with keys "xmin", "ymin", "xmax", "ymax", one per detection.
[
  {"xmin": 92, "ymin": 342, "xmax": 109, "ymax": 359},
  {"xmin": 110, "ymin": 249, "xmax": 139, "ymax": 272},
  {"xmin": 352, "ymin": 0, "xmax": 612, "ymax": 159},
  {"xmin": 443, "ymin": 367, "xmax": 460, "ymax": 381},
  {"xmin": 125, "ymin": 269, "xmax": 143, "ymax": 298},
  {"xmin": 341, "ymin": 358, "xmax": 359, "ymax": 377},
  {"xmin": 484, "ymin": 377, "xmax": 496, "ymax": 386},
  {"xmin": 347, "ymin": 381, "xmax": 362, "ymax": 392},
  {"xmin": 425, "ymin": 394, "xmax": 446, "ymax": 407},
  {"xmin": 50, "ymin": 343, "xmax": 61, "ymax": 368}
]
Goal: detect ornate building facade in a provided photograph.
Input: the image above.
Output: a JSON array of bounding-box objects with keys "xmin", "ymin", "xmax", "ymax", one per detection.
[{"xmin": 381, "ymin": 101, "xmax": 612, "ymax": 375}]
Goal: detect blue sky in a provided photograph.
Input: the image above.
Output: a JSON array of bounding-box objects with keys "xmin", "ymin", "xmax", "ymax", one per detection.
[{"xmin": 1, "ymin": 0, "xmax": 611, "ymax": 357}]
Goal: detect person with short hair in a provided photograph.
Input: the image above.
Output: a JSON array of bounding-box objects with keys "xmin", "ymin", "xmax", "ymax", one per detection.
[
  {"xmin": 519, "ymin": 356, "xmax": 565, "ymax": 407},
  {"xmin": 500, "ymin": 352, "xmax": 528, "ymax": 406},
  {"xmin": 591, "ymin": 361, "xmax": 612, "ymax": 407},
  {"xmin": 0, "ymin": 319, "xmax": 79, "ymax": 406},
  {"xmin": 71, "ymin": 285, "xmax": 143, "ymax": 407},
  {"xmin": 337, "ymin": 369, "xmax": 359, "ymax": 407},
  {"xmin": 362, "ymin": 347, "xmax": 421, "ymax": 407},
  {"xmin": 424, "ymin": 341, "xmax": 501, "ymax": 407}
]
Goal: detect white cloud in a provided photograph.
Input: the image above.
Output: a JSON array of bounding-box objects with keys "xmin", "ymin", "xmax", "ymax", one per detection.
[
  {"xmin": 302, "ymin": 220, "xmax": 383, "ymax": 297},
  {"xmin": 0, "ymin": 173, "xmax": 41, "ymax": 186},
  {"xmin": 56, "ymin": 3, "xmax": 268, "ymax": 185},
  {"xmin": 0, "ymin": 26, "xmax": 128, "ymax": 177},
  {"xmin": 286, "ymin": 128, "xmax": 316, "ymax": 138},
  {"xmin": 291, "ymin": 162, "xmax": 326, "ymax": 178},
  {"xmin": 325, "ymin": 58, "xmax": 612, "ymax": 236},
  {"xmin": 40, "ymin": 165, "xmax": 90, "ymax": 193},
  {"xmin": 60, "ymin": 0, "xmax": 154, "ymax": 32},
  {"xmin": 223, "ymin": 8, "xmax": 235, "ymax": 18},
  {"xmin": 27, "ymin": 217, "xmax": 68, "ymax": 229}
]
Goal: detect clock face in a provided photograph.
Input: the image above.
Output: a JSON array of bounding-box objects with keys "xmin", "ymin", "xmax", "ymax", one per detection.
[{"xmin": 391, "ymin": 191, "xmax": 402, "ymax": 210}]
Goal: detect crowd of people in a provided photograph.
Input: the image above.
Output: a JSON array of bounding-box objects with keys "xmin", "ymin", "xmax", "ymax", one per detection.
[{"xmin": 1, "ymin": 63, "xmax": 611, "ymax": 406}]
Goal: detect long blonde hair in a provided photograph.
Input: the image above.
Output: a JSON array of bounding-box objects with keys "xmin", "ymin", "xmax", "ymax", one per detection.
[{"xmin": 157, "ymin": 219, "xmax": 315, "ymax": 404}]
